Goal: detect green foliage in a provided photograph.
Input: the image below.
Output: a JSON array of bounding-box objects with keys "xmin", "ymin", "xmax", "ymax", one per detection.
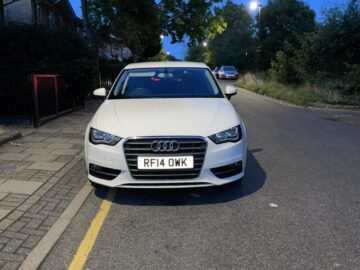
[
  {"xmin": 269, "ymin": 48, "xmax": 303, "ymax": 84},
  {"xmin": 185, "ymin": 1, "xmax": 256, "ymax": 71},
  {"xmin": 185, "ymin": 44, "xmax": 210, "ymax": 65},
  {"xmin": 209, "ymin": 1, "xmax": 256, "ymax": 70},
  {"xmin": 269, "ymin": 51, "xmax": 288, "ymax": 83},
  {"xmin": 310, "ymin": 0, "xmax": 360, "ymax": 75},
  {"xmin": 160, "ymin": 0, "xmax": 226, "ymax": 44},
  {"xmin": 87, "ymin": 0, "xmax": 226, "ymax": 61},
  {"xmin": 88, "ymin": 0, "xmax": 162, "ymax": 61},
  {"xmin": 149, "ymin": 50, "xmax": 178, "ymax": 61},
  {"xmin": 259, "ymin": 0, "xmax": 316, "ymax": 70},
  {"xmin": 277, "ymin": 0, "xmax": 360, "ymax": 94},
  {"xmin": 0, "ymin": 24, "xmax": 96, "ymax": 96}
]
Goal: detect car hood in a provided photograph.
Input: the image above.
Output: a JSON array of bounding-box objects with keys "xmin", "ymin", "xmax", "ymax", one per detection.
[{"xmin": 93, "ymin": 98, "xmax": 241, "ymax": 137}]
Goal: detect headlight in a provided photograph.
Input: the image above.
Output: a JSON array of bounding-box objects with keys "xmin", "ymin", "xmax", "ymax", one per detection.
[
  {"xmin": 89, "ymin": 128, "xmax": 122, "ymax": 146},
  {"xmin": 208, "ymin": 125, "xmax": 242, "ymax": 144}
]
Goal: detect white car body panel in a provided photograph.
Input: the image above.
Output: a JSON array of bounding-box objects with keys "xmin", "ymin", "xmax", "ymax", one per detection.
[{"xmin": 93, "ymin": 98, "xmax": 240, "ymax": 138}]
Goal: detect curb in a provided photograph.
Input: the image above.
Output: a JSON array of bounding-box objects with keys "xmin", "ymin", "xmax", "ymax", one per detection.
[
  {"xmin": 18, "ymin": 183, "xmax": 93, "ymax": 270},
  {"xmin": 0, "ymin": 131, "xmax": 22, "ymax": 146}
]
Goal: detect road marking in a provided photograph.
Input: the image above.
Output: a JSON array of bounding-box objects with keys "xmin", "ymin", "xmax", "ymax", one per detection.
[{"xmin": 68, "ymin": 188, "xmax": 117, "ymax": 270}]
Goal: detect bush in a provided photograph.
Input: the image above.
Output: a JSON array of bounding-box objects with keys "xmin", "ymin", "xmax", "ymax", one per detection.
[{"xmin": 269, "ymin": 50, "xmax": 304, "ymax": 84}]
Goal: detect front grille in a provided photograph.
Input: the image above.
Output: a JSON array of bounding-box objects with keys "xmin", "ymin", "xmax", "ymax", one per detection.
[{"xmin": 124, "ymin": 137, "xmax": 207, "ymax": 180}]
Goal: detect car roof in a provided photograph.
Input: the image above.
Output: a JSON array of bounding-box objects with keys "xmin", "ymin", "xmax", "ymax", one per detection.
[{"xmin": 124, "ymin": 61, "xmax": 208, "ymax": 70}]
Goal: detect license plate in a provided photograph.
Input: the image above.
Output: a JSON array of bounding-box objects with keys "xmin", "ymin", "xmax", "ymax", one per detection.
[{"xmin": 137, "ymin": 156, "xmax": 194, "ymax": 170}]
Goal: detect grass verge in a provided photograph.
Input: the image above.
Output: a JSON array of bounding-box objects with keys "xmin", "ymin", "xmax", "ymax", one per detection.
[{"xmin": 235, "ymin": 73, "xmax": 360, "ymax": 107}]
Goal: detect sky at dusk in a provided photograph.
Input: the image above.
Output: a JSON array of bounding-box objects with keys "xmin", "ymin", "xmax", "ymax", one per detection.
[{"xmin": 69, "ymin": 0, "xmax": 345, "ymax": 60}]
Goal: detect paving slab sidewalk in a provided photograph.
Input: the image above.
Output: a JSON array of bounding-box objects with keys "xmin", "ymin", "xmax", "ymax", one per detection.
[{"xmin": 0, "ymin": 100, "xmax": 100, "ymax": 269}]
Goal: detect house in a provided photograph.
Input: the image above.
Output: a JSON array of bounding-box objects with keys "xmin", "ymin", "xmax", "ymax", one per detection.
[
  {"xmin": 98, "ymin": 34, "xmax": 132, "ymax": 62},
  {"xmin": 1, "ymin": 0, "xmax": 82, "ymax": 31},
  {"xmin": 99, "ymin": 44, "xmax": 132, "ymax": 62}
]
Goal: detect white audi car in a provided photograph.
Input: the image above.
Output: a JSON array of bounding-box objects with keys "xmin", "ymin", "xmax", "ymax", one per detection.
[{"xmin": 85, "ymin": 62, "xmax": 246, "ymax": 188}]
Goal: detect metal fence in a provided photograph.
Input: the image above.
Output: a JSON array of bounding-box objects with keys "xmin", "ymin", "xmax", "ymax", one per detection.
[
  {"xmin": 99, "ymin": 70, "xmax": 119, "ymax": 90},
  {"xmin": 32, "ymin": 74, "xmax": 76, "ymax": 127},
  {"xmin": 0, "ymin": 74, "xmax": 85, "ymax": 127}
]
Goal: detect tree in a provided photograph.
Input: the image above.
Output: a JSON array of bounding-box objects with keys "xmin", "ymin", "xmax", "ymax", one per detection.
[
  {"xmin": 185, "ymin": 1, "xmax": 255, "ymax": 71},
  {"xmin": 149, "ymin": 50, "xmax": 178, "ymax": 61},
  {"xmin": 81, "ymin": 0, "xmax": 92, "ymax": 45},
  {"xmin": 309, "ymin": 0, "xmax": 360, "ymax": 75},
  {"xmin": 259, "ymin": 0, "xmax": 316, "ymax": 70},
  {"xmin": 86, "ymin": 0, "xmax": 226, "ymax": 61},
  {"xmin": 208, "ymin": 1, "xmax": 256, "ymax": 71},
  {"xmin": 160, "ymin": 0, "xmax": 226, "ymax": 44},
  {"xmin": 185, "ymin": 44, "xmax": 208, "ymax": 63},
  {"xmin": 87, "ymin": 0, "xmax": 162, "ymax": 61}
]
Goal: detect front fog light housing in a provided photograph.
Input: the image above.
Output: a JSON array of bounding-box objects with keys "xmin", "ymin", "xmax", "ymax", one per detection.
[
  {"xmin": 89, "ymin": 128, "xmax": 121, "ymax": 146},
  {"xmin": 209, "ymin": 125, "xmax": 242, "ymax": 144}
]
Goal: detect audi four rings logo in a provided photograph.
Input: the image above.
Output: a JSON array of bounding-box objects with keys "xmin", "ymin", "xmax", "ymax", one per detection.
[{"xmin": 151, "ymin": 140, "xmax": 180, "ymax": 152}]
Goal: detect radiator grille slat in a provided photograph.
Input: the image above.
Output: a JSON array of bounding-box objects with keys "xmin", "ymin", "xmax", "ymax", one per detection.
[{"xmin": 124, "ymin": 137, "xmax": 207, "ymax": 180}]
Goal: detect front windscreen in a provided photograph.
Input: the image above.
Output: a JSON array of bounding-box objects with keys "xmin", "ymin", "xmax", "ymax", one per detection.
[
  {"xmin": 223, "ymin": 66, "xmax": 236, "ymax": 71},
  {"xmin": 109, "ymin": 67, "xmax": 223, "ymax": 99}
]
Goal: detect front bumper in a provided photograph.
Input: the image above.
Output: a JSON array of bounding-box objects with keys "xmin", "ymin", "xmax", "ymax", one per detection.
[
  {"xmin": 85, "ymin": 136, "xmax": 246, "ymax": 189},
  {"xmin": 219, "ymin": 74, "xmax": 238, "ymax": 79}
]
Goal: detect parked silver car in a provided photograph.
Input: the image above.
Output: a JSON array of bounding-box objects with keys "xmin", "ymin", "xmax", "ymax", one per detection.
[{"xmin": 218, "ymin": 66, "xmax": 238, "ymax": 79}]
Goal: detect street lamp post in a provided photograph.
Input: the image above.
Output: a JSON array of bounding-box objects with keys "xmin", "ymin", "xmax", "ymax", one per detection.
[
  {"xmin": 250, "ymin": 1, "xmax": 262, "ymax": 71},
  {"xmin": 250, "ymin": 1, "xmax": 262, "ymax": 25}
]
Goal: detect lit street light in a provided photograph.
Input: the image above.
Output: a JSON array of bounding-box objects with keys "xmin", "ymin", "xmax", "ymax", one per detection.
[
  {"xmin": 202, "ymin": 41, "xmax": 208, "ymax": 47},
  {"xmin": 249, "ymin": 1, "xmax": 262, "ymax": 24},
  {"xmin": 160, "ymin": 34, "xmax": 164, "ymax": 40},
  {"xmin": 166, "ymin": 52, "xmax": 170, "ymax": 55},
  {"xmin": 249, "ymin": 1, "xmax": 261, "ymax": 11}
]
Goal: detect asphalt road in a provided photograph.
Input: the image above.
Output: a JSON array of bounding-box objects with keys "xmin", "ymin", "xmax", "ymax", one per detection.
[{"xmin": 41, "ymin": 81, "xmax": 360, "ymax": 270}]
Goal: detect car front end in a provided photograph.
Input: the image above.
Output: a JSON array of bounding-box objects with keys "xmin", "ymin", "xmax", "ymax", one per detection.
[
  {"xmin": 218, "ymin": 66, "xmax": 239, "ymax": 79},
  {"xmin": 85, "ymin": 62, "xmax": 246, "ymax": 188},
  {"xmin": 85, "ymin": 122, "xmax": 246, "ymax": 189}
]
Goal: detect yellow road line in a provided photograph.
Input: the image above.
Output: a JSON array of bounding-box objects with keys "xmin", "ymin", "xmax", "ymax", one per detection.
[{"xmin": 68, "ymin": 188, "xmax": 117, "ymax": 270}]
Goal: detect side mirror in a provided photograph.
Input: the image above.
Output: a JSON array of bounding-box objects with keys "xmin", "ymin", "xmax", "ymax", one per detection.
[
  {"xmin": 93, "ymin": 88, "xmax": 107, "ymax": 97},
  {"xmin": 224, "ymin": 85, "xmax": 237, "ymax": 99}
]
